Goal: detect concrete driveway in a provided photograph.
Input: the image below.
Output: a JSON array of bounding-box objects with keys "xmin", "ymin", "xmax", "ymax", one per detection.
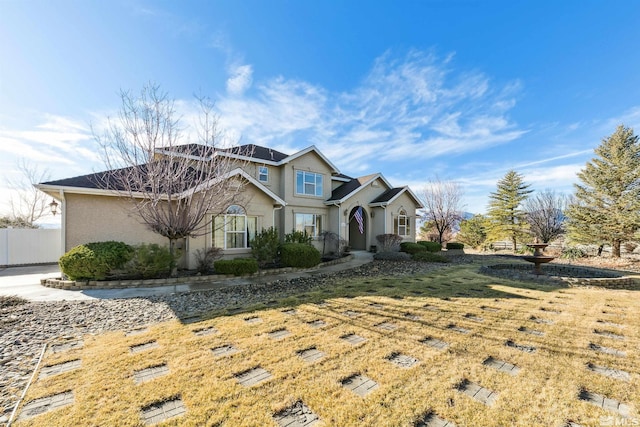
[
  {"xmin": 0, "ymin": 264, "xmax": 96, "ymax": 301},
  {"xmin": 0, "ymin": 251, "xmax": 374, "ymax": 302}
]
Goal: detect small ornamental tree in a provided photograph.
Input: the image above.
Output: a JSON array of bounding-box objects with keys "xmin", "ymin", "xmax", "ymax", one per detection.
[
  {"xmin": 565, "ymin": 125, "xmax": 640, "ymax": 257},
  {"xmin": 420, "ymin": 178, "xmax": 464, "ymax": 244},
  {"xmin": 486, "ymin": 170, "xmax": 532, "ymax": 251},
  {"xmin": 524, "ymin": 189, "xmax": 568, "ymax": 243},
  {"xmin": 94, "ymin": 83, "xmax": 249, "ymax": 275}
]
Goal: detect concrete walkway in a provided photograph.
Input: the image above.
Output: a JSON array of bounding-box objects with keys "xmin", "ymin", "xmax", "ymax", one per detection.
[{"xmin": 0, "ymin": 251, "xmax": 374, "ymax": 302}]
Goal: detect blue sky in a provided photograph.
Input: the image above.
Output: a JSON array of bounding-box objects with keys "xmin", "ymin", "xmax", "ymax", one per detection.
[{"xmin": 2, "ymin": 0, "xmax": 640, "ymax": 223}]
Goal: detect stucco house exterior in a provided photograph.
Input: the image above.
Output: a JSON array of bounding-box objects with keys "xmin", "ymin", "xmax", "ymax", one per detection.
[{"xmin": 36, "ymin": 144, "xmax": 422, "ymax": 269}]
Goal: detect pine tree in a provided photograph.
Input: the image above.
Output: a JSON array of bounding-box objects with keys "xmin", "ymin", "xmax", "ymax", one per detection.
[
  {"xmin": 457, "ymin": 214, "xmax": 488, "ymax": 249},
  {"xmin": 565, "ymin": 125, "xmax": 640, "ymax": 257},
  {"xmin": 486, "ymin": 170, "xmax": 532, "ymax": 251}
]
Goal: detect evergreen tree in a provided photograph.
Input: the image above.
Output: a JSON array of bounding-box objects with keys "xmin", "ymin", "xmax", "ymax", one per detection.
[
  {"xmin": 457, "ymin": 214, "xmax": 488, "ymax": 249},
  {"xmin": 486, "ymin": 170, "xmax": 532, "ymax": 251},
  {"xmin": 565, "ymin": 125, "xmax": 640, "ymax": 257}
]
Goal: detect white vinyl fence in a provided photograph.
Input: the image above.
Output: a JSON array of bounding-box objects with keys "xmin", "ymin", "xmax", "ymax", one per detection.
[{"xmin": 0, "ymin": 228, "xmax": 62, "ymax": 266}]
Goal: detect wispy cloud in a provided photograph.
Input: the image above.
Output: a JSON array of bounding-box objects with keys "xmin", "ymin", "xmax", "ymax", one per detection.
[
  {"xmin": 226, "ymin": 64, "xmax": 253, "ymax": 96},
  {"xmin": 0, "ymin": 114, "xmax": 99, "ymax": 175},
  {"xmin": 214, "ymin": 49, "xmax": 525, "ymax": 173}
]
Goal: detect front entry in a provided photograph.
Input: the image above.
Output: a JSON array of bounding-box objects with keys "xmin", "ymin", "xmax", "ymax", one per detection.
[{"xmin": 348, "ymin": 206, "xmax": 367, "ymax": 250}]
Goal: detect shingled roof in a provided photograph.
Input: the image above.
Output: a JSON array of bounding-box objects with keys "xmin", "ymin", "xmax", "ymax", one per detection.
[
  {"xmin": 370, "ymin": 187, "xmax": 404, "ymax": 204},
  {"xmin": 40, "ymin": 167, "xmax": 132, "ymax": 191},
  {"xmin": 326, "ymin": 173, "xmax": 380, "ymax": 203},
  {"xmin": 40, "ymin": 162, "xmax": 210, "ymax": 193},
  {"xmin": 220, "ymin": 144, "xmax": 289, "ymax": 162}
]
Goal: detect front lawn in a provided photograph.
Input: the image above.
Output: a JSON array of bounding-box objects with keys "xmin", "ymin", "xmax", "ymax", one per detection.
[{"xmin": 15, "ymin": 262, "xmax": 639, "ymax": 426}]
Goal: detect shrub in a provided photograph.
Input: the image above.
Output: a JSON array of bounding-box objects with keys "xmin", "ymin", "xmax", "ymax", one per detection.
[
  {"xmin": 373, "ymin": 251, "xmax": 411, "ymax": 261},
  {"xmin": 319, "ymin": 231, "xmax": 339, "ymax": 255},
  {"xmin": 561, "ymin": 247, "xmax": 587, "ymax": 260},
  {"xmin": 417, "ymin": 241, "xmax": 442, "ymax": 252},
  {"xmin": 214, "ymin": 258, "xmax": 259, "ymax": 276},
  {"xmin": 125, "ymin": 243, "xmax": 175, "ymax": 278},
  {"xmin": 624, "ymin": 242, "xmax": 638, "ymax": 253},
  {"xmin": 251, "ymin": 227, "xmax": 280, "ymax": 266},
  {"xmin": 59, "ymin": 241, "xmax": 133, "ymax": 280},
  {"xmin": 411, "ymin": 251, "xmax": 449, "ymax": 263},
  {"xmin": 280, "ymin": 243, "xmax": 321, "ymax": 268},
  {"xmin": 400, "ymin": 242, "xmax": 427, "ymax": 254},
  {"xmin": 284, "ymin": 230, "xmax": 312, "ymax": 245},
  {"xmin": 193, "ymin": 247, "xmax": 223, "ymax": 274},
  {"xmin": 446, "ymin": 242, "xmax": 464, "ymax": 250},
  {"xmin": 376, "ymin": 234, "xmax": 403, "ymax": 252}
]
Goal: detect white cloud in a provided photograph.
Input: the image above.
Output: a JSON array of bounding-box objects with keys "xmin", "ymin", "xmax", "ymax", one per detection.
[
  {"xmin": 212, "ymin": 49, "xmax": 525, "ymax": 174},
  {"xmin": 226, "ymin": 64, "xmax": 253, "ymax": 96}
]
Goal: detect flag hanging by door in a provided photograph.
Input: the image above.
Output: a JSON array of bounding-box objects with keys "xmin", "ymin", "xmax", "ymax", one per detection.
[{"xmin": 354, "ymin": 206, "xmax": 364, "ymax": 234}]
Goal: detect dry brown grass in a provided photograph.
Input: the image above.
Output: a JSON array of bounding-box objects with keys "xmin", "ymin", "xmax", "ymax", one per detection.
[{"xmin": 14, "ymin": 261, "xmax": 640, "ymax": 426}]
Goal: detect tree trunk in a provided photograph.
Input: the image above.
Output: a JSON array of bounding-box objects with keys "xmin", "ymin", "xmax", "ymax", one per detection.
[
  {"xmin": 511, "ymin": 236, "xmax": 517, "ymax": 253},
  {"xmin": 169, "ymin": 238, "xmax": 178, "ymax": 277},
  {"xmin": 597, "ymin": 244, "xmax": 604, "ymax": 256},
  {"xmin": 612, "ymin": 240, "xmax": 621, "ymax": 258}
]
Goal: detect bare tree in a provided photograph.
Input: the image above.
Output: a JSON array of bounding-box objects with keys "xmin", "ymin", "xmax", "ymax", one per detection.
[
  {"xmin": 94, "ymin": 83, "xmax": 249, "ymax": 274},
  {"xmin": 420, "ymin": 178, "xmax": 464, "ymax": 244},
  {"xmin": 6, "ymin": 159, "xmax": 52, "ymax": 227},
  {"xmin": 523, "ymin": 189, "xmax": 568, "ymax": 243}
]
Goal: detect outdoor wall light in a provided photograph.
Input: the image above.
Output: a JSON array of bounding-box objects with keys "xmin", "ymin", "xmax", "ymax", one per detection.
[{"xmin": 49, "ymin": 199, "xmax": 59, "ymax": 216}]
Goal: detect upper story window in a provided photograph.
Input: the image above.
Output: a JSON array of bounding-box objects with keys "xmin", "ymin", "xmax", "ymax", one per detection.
[
  {"xmin": 258, "ymin": 166, "xmax": 268, "ymax": 182},
  {"xmin": 296, "ymin": 170, "xmax": 323, "ymax": 197},
  {"xmin": 394, "ymin": 209, "xmax": 410, "ymax": 237}
]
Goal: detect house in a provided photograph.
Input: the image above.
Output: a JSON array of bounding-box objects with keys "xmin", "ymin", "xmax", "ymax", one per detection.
[{"xmin": 36, "ymin": 144, "xmax": 423, "ymax": 269}]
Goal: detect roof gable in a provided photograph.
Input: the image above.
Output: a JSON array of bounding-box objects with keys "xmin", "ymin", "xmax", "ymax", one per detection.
[
  {"xmin": 369, "ymin": 186, "xmax": 424, "ymax": 209},
  {"xmin": 281, "ymin": 145, "xmax": 340, "ymax": 174},
  {"xmin": 325, "ymin": 173, "xmax": 392, "ymax": 204}
]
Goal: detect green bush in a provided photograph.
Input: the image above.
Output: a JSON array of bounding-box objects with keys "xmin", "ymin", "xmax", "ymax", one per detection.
[
  {"xmin": 214, "ymin": 258, "xmax": 259, "ymax": 276},
  {"xmin": 284, "ymin": 230, "xmax": 312, "ymax": 245},
  {"xmin": 59, "ymin": 241, "xmax": 133, "ymax": 280},
  {"xmin": 251, "ymin": 227, "xmax": 280, "ymax": 266},
  {"xmin": 411, "ymin": 251, "xmax": 450, "ymax": 263},
  {"xmin": 446, "ymin": 242, "xmax": 464, "ymax": 250},
  {"xmin": 125, "ymin": 243, "xmax": 175, "ymax": 279},
  {"xmin": 280, "ymin": 243, "xmax": 321, "ymax": 268},
  {"xmin": 400, "ymin": 242, "xmax": 427, "ymax": 254},
  {"xmin": 417, "ymin": 241, "xmax": 442, "ymax": 252},
  {"xmin": 561, "ymin": 247, "xmax": 587, "ymax": 260}
]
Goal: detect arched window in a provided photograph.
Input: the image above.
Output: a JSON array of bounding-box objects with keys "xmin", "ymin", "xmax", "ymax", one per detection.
[
  {"xmin": 394, "ymin": 209, "xmax": 410, "ymax": 237},
  {"xmin": 213, "ymin": 205, "xmax": 257, "ymax": 249}
]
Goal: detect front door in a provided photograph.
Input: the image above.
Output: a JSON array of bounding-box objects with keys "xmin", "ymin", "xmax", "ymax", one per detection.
[{"xmin": 348, "ymin": 206, "xmax": 367, "ymax": 250}]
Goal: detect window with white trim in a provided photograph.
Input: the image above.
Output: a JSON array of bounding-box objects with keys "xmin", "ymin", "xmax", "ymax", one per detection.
[
  {"xmin": 213, "ymin": 205, "xmax": 258, "ymax": 249},
  {"xmin": 295, "ymin": 213, "xmax": 322, "ymax": 237},
  {"xmin": 394, "ymin": 209, "xmax": 410, "ymax": 237},
  {"xmin": 295, "ymin": 170, "xmax": 323, "ymax": 197},
  {"xmin": 258, "ymin": 166, "xmax": 268, "ymax": 182}
]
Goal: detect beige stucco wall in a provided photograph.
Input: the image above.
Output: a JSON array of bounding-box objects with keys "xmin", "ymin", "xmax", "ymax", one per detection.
[
  {"xmin": 64, "ymin": 193, "xmax": 166, "ymax": 252},
  {"xmin": 385, "ymin": 192, "xmax": 419, "ymax": 243},
  {"xmin": 280, "ymin": 151, "xmax": 332, "ymax": 249},
  {"xmin": 242, "ymin": 162, "xmax": 283, "ymax": 198},
  {"xmin": 339, "ymin": 177, "xmax": 389, "ymax": 250},
  {"xmin": 186, "ymin": 182, "xmax": 278, "ymax": 264}
]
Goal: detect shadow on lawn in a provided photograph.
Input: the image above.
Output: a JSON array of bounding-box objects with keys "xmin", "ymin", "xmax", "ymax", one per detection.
[{"xmin": 169, "ymin": 257, "xmax": 568, "ymax": 324}]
